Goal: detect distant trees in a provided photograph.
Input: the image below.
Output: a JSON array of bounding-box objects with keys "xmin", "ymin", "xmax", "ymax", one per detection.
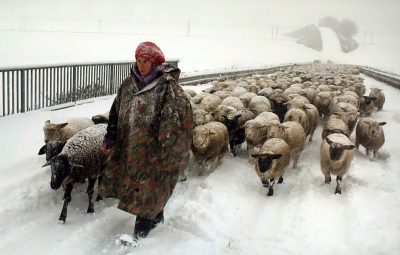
[
  {"xmin": 319, "ymin": 16, "xmax": 358, "ymax": 38},
  {"xmin": 318, "ymin": 16, "xmax": 359, "ymax": 53}
]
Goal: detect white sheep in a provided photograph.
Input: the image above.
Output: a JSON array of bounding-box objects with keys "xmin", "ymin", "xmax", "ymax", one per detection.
[
  {"xmin": 200, "ymin": 94, "xmax": 222, "ymax": 112},
  {"xmin": 267, "ymin": 120, "xmax": 305, "ymax": 168},
  {"xmin": 42, "ymin": 124, "xmax": 107, "ymax": 223},
  {"xmin": 191, "ymin": 121, "xmax": 229, "ymax": 175},
  {"xmin": 355, "ymin": 118, "xmax": 386, "ymax": 160},
  {"xmin": 221, "ymin": 96, "xmax": 245, "ymax": 111},
  {"xmin": 42, "ymin": 117, "xmax": 94, "ymax": 143},
  {"xmin": 320, "ymin": 133, "xmax": 355, "ymax": 194},
  {"xmin": 321, "ymin": 116, "xmax": 349, "ymax": 140},
  {"xmin": 248, "ymin": 96, "xmax": 271, "ymax": 115},
  {"xmin": 251, "ymin": 138, "xmax": 291, "ymax": 196},
  {"xmin": 193, "ymin": 109, "xmax": 214, "ymax": 127},
  {"xmin": 315, "ymin": 91, "xmax": 333, "ymax": 120},
  {"xmin": 244, "ymin": 111, "xmax": 280, "ymax": 151},
  {"xmin": 284, "ymin": 108, "xmax": 310, "ymax": 138}
]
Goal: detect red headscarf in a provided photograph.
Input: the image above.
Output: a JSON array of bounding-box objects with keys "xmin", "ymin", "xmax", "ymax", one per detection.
[{"xmin": 135, "ymin": 41, "xmax": 165, "ymax": 65}]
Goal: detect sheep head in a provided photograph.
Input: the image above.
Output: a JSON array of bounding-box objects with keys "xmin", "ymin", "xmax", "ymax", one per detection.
[
  {"xmin": 251, "ymin": 153, "xmax": 282, "ymax": 173},
  {"xmin": 326, "ymin": 138, "xmax": 355, "ymax": 161},
  {"xmin": 43, "ymin": 154, "xmax": 82, "ymax": 190},
  {"xmin": 364, "ymin": 120, "xmax": 386, "ymax": 138},
  {"xmin": 43, "ymin": 121, "xmax": 69, "ymax": 142}
]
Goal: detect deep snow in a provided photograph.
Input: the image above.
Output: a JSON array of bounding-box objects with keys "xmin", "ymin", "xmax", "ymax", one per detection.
[{"xmin": 1, "ymin": 1, "xmax": 400, "ymax": 254}]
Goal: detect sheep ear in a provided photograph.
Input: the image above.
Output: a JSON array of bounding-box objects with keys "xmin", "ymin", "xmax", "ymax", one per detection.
[
  {"xmin": 42, "ymin": 160, "xmax": 51, "ymax": 167},
  {"xmin": 45, "ymin": 120, "xmax": 50, "ymax": 124},
  {"xmin": 55, "ymin": 123, "xmax": 68, "ymax": 129},
  {"xmin": 270, "ymin": 154, "xmax": 282, "ymax": 160},
  {"xmin": 38, "ymin": 144, "xmax": 47, "ymax": 155},
  {"xmin": 344, "ymin": 145, "xmax": 356, "ymax": 150},
  {"xmin": 326, "ymin": 137, "xmax": 334, "ymax": 145},
  {"xmin": 379, "ymin": 122, "xmax": 386, "ymax": 126}
]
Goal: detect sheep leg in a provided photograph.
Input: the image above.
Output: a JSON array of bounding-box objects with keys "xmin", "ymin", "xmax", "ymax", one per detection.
[
  {"xmin": 267, "ymin": 179, "xmax": 275, "ymax": 196},
  {"xmin": 324, "ymin": 175, "xmax": 331, "ymax": 184},
  {"xmin": 292, "ymin": 152, "xmax": 299, "ymax": 168},
  {"xmin": 278, "ymin": 176, "xmax": 284, "ymax": 184},
  {"xmin": 372, "ymin": 150, "xmax": 378, "ymax": 161},
  {"xmin": 229, "ymin": 141, "xmax": 237, "ymax": 157},
  {"xmin": 87, "ymin": 177, "xmax": 97, "ymax": 213},
  {"xmin": 95, "ymin": 175, "xmax": 103, "ymax": 201},
  {"xmin": 59, "ymin": 183, "xmax": 73, "ymax": 223},
  {"xmin": 335, "ymin": 176, "xmax": 342, "ymax": 194}
]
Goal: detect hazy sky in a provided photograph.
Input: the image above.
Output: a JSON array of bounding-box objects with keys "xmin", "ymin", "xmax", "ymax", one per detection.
[{"xmin": 0, "ymin": 0, "xmax": 399, "ymax": 34}]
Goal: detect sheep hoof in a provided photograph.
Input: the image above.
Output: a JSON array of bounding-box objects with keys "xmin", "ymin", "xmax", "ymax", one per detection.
[
  {"xmin": 278, "ymin": 176, "xmax": 284, "ymax": 184},
  {"xmin": 335, "ymin": 188, "xmax": 342, "ymax": 195},
  {"xmin": 95, "ymin": 195, "xmax": 103, "ymax": 202},
  {"xmin": 325, "ymin": 177, "xmax": 331, "ymax": 184},
  {"xmin": 87, "ymin": 207, "xmax": 94, "ymax": 214},
  {"xmin": 267, "ymin": 188, "xmax": 274, "ymax": 196}
]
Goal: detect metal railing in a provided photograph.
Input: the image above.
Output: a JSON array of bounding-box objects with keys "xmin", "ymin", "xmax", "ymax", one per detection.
[{"xmin": 0, "ymin": 60, "xmax": 179, "ymax": 117}]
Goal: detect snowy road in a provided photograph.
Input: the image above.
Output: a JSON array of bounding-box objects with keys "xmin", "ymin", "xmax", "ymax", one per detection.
[{"xmin": 0, "ymin": 74, "xmax": 399, "ymax": 255}]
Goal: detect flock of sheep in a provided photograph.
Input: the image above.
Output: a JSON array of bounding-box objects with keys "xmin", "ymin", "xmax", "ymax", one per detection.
[
  {"xmin": 37, "ymin": 63, "xmax": 387, "ymax": 222},
  {"xmin": 186, "ymin": 63, "xmax": 386, "ymax": 196}
]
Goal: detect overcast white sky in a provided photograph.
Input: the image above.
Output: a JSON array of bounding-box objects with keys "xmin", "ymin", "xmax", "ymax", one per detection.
[{"xmin": 1, "ymin": 0, "xmax": 399, "ymax": 33}]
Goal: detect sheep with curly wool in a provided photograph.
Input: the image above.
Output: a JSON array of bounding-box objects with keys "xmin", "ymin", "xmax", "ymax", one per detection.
[
  {"xmin": 193, "ymin": 109, "xmax": 214, "ymax": 127},
  {"xmin": 42, "ymin": 124, "xmax": 107, "ymax": 223},
  {"xmin": 355, "ymin": 118, "xmax": 386, "ymax": 160},
  {"xmin": 251, "ymin": 138, "xmax": 290, "ymax": 196},
  {"xmin": 91, "ymin": 112, "xmax": 110, "ymax": 124},
  {"xmin": 320, "ymin": 133, "xmax": 355, "ymax": 194}
]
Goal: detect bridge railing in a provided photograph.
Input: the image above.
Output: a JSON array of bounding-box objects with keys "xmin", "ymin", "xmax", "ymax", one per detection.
[{"xmin": 0, "ymin": 59, "xmax": 179, "ymax": 117}]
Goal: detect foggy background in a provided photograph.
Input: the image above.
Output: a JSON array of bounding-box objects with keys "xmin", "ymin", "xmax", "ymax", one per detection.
[{"xmin": 0, "ymin": 0, "xmax": 399, "ymax": 71}]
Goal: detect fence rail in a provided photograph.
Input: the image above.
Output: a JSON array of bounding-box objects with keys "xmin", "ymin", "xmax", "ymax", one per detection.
[
  {"xmin": 0, "ymin": 60, "xmax": 179, "ymax": 117},
  {"xmin": 1, "ymin": 61, "xmax": 399, "ymax": 117}
]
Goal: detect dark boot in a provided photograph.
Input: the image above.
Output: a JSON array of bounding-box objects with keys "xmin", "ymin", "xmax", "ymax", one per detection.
[{"xmin": 133, "ymin": 210, "xmax": 164, "ymax": 239}]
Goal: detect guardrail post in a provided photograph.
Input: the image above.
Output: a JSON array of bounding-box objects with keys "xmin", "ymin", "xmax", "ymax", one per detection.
[
  {"xmin": 20, "ymin": 70, "xmax": 26, "ymax": 112},
  {"xmin": 73, "ymin": 66, "xmax": 77, "ymax": 103},
  {"xmin": 109, "ymin": 64, "xmax": 114, "ymax": 95}
]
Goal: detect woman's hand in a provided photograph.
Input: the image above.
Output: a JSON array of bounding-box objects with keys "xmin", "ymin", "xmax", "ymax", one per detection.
[{"xmin": 101, "ymin": 138, "xmax": 115, "ymax": 156}]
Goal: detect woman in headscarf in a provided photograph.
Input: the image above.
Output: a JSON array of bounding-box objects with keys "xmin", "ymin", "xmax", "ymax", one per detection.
[{"xmin": 100, "ymin": 41, "xmax": 193, "ymax": 240}]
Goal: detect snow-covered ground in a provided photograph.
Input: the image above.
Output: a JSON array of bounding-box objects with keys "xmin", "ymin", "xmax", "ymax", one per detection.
[
  {"xmin": 1, "ymin": 0, "xmax": 400, "ymax": 254},
  {"xmin": 0, "ymin": 73, "xmax": 399, "ymax": 255}
]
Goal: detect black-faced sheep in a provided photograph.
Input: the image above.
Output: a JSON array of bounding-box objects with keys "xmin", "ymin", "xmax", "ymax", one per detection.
[
  {"xmin": 38, "ymin": 140, "xmax": 66, "ymax": 161},
  {"xmin": 355, "ymin": 118, "xmax": 386, "ymax": 160},
  {"xmin": 359, "ymin": 96, "xmax": 377, "ymax": 117},
  {"xmin": 42, "ymin": 124, "xmax": 107, "ymax": 223},
  {"xmin": 320, "ymin": 133, "xmax": 355, "ymax": 194},
  {"xmin": 191, "ymin": 121, "xmax": 229, "ymax": 175},
  {"xmin": 251, "ymin": 138, "xmax": 290, "ymax": 196}
]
